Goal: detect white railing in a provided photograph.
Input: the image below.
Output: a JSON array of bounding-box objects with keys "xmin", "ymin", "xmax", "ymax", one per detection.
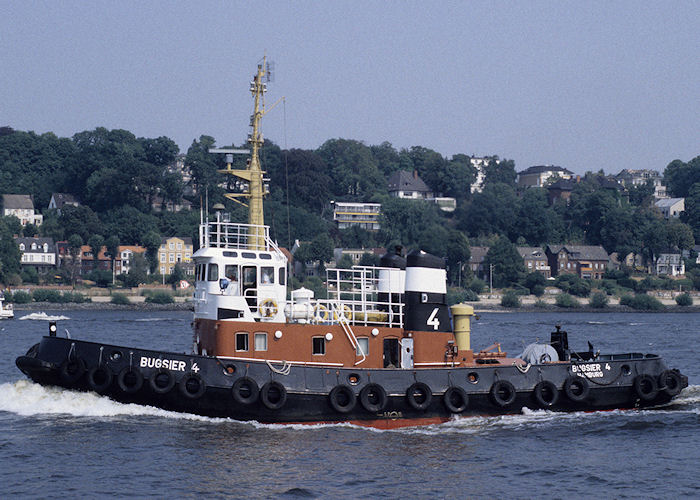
[{"xmin": 200, "ymin": 219, "xmax": 279, "ymax": 253}]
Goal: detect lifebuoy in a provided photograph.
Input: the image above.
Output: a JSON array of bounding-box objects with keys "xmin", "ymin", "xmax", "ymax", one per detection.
[
  {"xmin": 117, "ymin": 366, "xmax": 144, "ymax": 394},
  {"xmin": 564, "ymin": 376, "xmax": 589, "ymax": 402},
  {"xmin": 633, "ymin": 374, "xmax": 658, "ymax": 401},
  {"xmin": 314, "ymin": 304, "xmax": 329, "ymax": 321},
  {"xmin": 59, "ymin": 357, "xmax": 86, "ymax": 385},
  {"xmin": 87, "ymin": 365, "xmax": 113, "ymax": 393},
  {"xmin": 533, "ymin": 380, "xmax": 559, "ymax": 408},
  {"xmin": 149, "ymin": 368, "xmax": 176, "ymax": 394},
  {"xmin": 329, "ymin": 385, "xmax": 356, "ymax": 413},
  {"xmin": 333, "ymin": 305, "xmax": 353, "ymax": 321},
  {"xmin": 232, "ymin": 376, "xmax": 259, "ymax": 405},
  {"xmin": 260, "ymin": 381, "xmax": 287, "ymax": 410},
  {"xmin": 359, "ymin": 383, "xmax": 387, "ymax": 412},
  {"xmin": 490, "ymin": 380, "xmax": 516, "ymax": 408},
  {"xmin": 658, "ymin": 370, "xmax": 683, "ymax": 397},
  {"xmin": 406, "ymin": 382, "xmax": 432, "ymax": 411},
  {"xmin": 179, "ymin": 372, "xmax": 206, "ymax": 399},
  {"xmin": 259, "ymin": 299, "xmax": 278, "ymax": 318},
  {"xmin": 443, "ymin": 386, "xmax": 469, "ymax": 413}
]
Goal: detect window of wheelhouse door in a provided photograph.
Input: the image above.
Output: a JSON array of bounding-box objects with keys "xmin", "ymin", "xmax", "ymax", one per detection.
[{"xmin": 242, "ymin": 266, "xmax": 257, "ymax": 308}]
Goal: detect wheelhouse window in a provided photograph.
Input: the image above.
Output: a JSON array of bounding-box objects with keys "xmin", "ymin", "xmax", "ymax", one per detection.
[
  {"xmin": 356, "ymin": 337, "xmax": 369, "ymax": 357},
  {"xmin": 254, "ymin": 332, "xmax": 267, "ymax": 351},
  {"xmin": 278, "ymin": 267, "xmax": 286, "ymax": 286},
  {"xmin": 235, "ymin": 332, "xmax": 249, "ymax": 351},
  {"xmin": 261, "ymin": 267, "xmax": 274, "ymax": 285},
  {"xmin": 207, "ymin": 263, "xmax": 219, "ymax": 281},
  {"xmin": 312, "ymin": 337, "xmax": 326, "ymax": 355},
  {"xmin": 225, "ymin": 265, "xmax": 239, "ymax": 282}
]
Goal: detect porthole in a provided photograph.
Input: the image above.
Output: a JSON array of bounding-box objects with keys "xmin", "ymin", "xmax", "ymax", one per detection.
[
  {"xmin": 621, "ymin": 364, "xmax": 631, "ymax": 376},
  {"xmin": 467, "ymin": 372, "xmax": 479, "ymax": 384},
  {"xmin": 223, "ymin": 364, "xmax": 236, "ymax": 376},
  {"xmin": 348, "ymin": 373, "xmax": 360, "ymax": 385},
  {"xmin": 110, "ymin": 350, "xmax": 122, "ymax": 361}
]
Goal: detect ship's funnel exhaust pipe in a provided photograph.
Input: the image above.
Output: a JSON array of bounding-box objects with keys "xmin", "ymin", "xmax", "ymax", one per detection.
[{"xmin": 404, "ymin": 250, "xmax": 450, "ymax": 332}]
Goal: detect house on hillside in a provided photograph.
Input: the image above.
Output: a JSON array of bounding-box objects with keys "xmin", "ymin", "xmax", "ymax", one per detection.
[
  {"xmin": 654, "ymin": 198, "xmax": 684, "ymax": 219},
  {"xmin": 547, "ymin": 178, "xmax": 576, "ymax": 205},
  {"xmin": 517, "ymin": 165, "xmax": 573, "ymax": 188},
  {"xmin": 2, "ymin": 194, "xmax": 43, "ymax": 226},
  {"xmin": 115, "ymin": 245, "xmax": 147, "ymax": 274},
  {"xmin": 546, "ymin": 245, "xmax": 609, "ymax": 279},
  {"xmin": 516, "ymin": 247, "xmax": 551, "ymax": 278},
  {"xmin": 387, "ymin": 170, "xmax": 433, "ymax": 199},
  {"xmin": 15, "ymin": 237, "xmax": 57, "ymax": 275},
  {"xmin": 468, "ymin": 246, "xmax": 489, "ymax": 281},
  {"xmin": 158, "ymin": 237, "xmax": 194, "ymax": 275},
  {"xmin": 656, "ymin": 254, "xmax": 684, "ymax": 277},
  {"xmin": 469, "ymin": 157, "xmax": 499, "ymax": 193},
  {"xmin": 333, "ymin": 247, "xmax": 384, "ymax": 266},
  {"xmin": 332, "ymin": 202, "xmax": 381, "ymax": 231},
  {"xmin": 48, "ymin": 193, "xmax": 80, "ymax": 214},
  {"xmin": 150, "ymin": 195, "xmax": 192, "ymax": 213},
  {"xmin": 79, "ymin": 245, "xmax": 112, "ymax": 275},
  {"xmin": 387, "ymin": 170, "xmax": 456, "ymax": 212},
  {"xmin": 615, "ymin": 169, "xmax": 667, "ymax": 199}
]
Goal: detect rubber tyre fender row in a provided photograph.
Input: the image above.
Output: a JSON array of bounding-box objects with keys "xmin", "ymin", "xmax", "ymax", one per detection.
[
  {"xmin": 260, "ymin": 381, "xmax": 287, "ymax": 410},
  {"xmin": 87, "ymin": 365, "xmax": 113, "ymax": 394},
  {"xmin": 564, "ymin": 376, "xmax": 589, "ymax": 402},
  {"xmin": 59, "ymin": 357, "xmax": 86, "ymax": 385},
  {"xmin": 633, "ymin": 374, "xmax": 658, "ymax": 401},
  {"xmin": 533, "ymin": 380, "xmax": 559, "ymax": 408},
  {"xmin": 443, "ymin": 386, "xmax": 469, "ymax": 413},
  {"xmin": 359, "ymin": 383, "xmax": 388, "ymax": 412},
  {"xmin": 118, "ymin": 366, "xmax": 144, "ymax": 394},
  {"xmin": 149, "ymin": 368, "xmax": 176, "ymax": 395},
  {"xmin": 406, "ymin": 382, "xmax": 432, "ymax": 411},
  {"xmin": 658, "ymin": 370, "xmax": 683, "ymax": 397},
  {"xmin": 231, "ymin": 376, "xmax": 259, "ymax": 405},
  {"xmin": 329, "ymin": 385, "xmax": 356, "ymax": 413},
  {"xmin": 490, "ymin": 380, "xmax": 517, "ymax": 408},
  {"xmin": 179, "ymin": 372, "xmax": 206, "ymax": 399}
]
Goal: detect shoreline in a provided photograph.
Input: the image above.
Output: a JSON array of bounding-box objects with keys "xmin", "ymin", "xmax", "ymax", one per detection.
[{"xmin": 8, "ymin": 300, "xmax": 700, "ymax": 314}]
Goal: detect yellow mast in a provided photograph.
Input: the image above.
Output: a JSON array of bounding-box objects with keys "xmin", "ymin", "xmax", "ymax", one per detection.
[{"xmin": 217, "ymin": 57, "xmax": 275, "ymax": 248}]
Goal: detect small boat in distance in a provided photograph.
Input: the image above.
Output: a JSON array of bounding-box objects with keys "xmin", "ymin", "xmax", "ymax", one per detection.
[
  {"xmin": 15, "ymin": 59, "xmax": 688, "ymax": 428},
  {"xmin": 0, "ymin": 293, "xmax": 14, "ymax": 320}
]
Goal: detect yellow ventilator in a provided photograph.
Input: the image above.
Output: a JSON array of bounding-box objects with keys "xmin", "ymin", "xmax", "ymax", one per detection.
[{"xmin": 450, "ymin": 303, "xmax": 474, "ymax": 352}]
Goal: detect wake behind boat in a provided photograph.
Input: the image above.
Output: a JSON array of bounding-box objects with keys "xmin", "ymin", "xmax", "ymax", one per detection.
[
  {"xmin": 19, "ymin": 312, "xmax": 70, "ymax": 321},
  {"xmin": 15, "ymin": 59, "xmax": 688, "ymax": 428}
]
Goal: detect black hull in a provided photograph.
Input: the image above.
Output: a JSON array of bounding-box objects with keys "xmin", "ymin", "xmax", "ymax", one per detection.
[{"xmin": 16, "ymin": 336, "xmax": 688, "ymax": 428}]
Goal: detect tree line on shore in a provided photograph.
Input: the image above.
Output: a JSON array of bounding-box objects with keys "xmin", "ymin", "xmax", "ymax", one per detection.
[{"xmin": 1, "ymin": 125, "xmax": 699, "ymax": 295}]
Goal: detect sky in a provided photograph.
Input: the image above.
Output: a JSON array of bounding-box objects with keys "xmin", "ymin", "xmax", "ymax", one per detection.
[{"xmin": 2, "ymin": 1, "xmax": 698, "ymax": 175}]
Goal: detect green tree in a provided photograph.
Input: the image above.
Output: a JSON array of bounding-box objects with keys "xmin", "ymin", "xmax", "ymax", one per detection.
[
  {"xmin": 142, "ymin": 231, "xmax": 161, "ymax": 274},
  {"xmin": 457, "ymin": 183, "xmax": 519, "ymax": 238},
  {"xmin": 317, "ymin": 139, "xmax": 386, "ymax": 200},
  {"xmin": 484, "ymin": 158, "xmax": 516, "ymax": 186},
  {"xmin": 484, "ymin": 236, "xmax": 526, "ymax": 288},
  {"xmin": 0, "ymin": 217, "xmax": 21, "ymax": 283},
  {"xmin": 67, "ymin": 234, "xmax": 84, "ymax": 286},
  {"xmin": 87, "ymin": 234, "xmax": 105, "ymax": 263},
  {"xmin": 664, "ymin": 156, "xmax": 700, "ymax": 198},
  {"xmin": 59, "ymin": 205, "xmax": 101, "ymax": 242}
]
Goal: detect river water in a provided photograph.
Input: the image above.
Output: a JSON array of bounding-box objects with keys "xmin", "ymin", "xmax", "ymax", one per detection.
[{"xmin": 1, "ymin": 310, "xmax": 698, "ymax": 498}]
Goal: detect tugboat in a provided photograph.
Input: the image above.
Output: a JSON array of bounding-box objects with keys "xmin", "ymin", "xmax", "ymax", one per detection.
[{"xmin": 16, "ymin": 59, "xmax": 688, "ymax": 428}]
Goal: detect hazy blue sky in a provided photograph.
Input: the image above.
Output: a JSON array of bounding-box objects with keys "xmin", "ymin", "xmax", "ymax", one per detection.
[{"xmin": 2, "ymin": 1, "xmax": 698, "ymax": 174}]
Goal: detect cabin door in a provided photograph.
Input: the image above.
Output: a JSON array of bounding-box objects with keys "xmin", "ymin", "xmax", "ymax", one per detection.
[
  {"xmin": 242, "ymin": 266, "xmax": 257, "ymax": 309},
  {"xmin": 383, "ymin": 338, "xmax": 399, "ymax": 368}
]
